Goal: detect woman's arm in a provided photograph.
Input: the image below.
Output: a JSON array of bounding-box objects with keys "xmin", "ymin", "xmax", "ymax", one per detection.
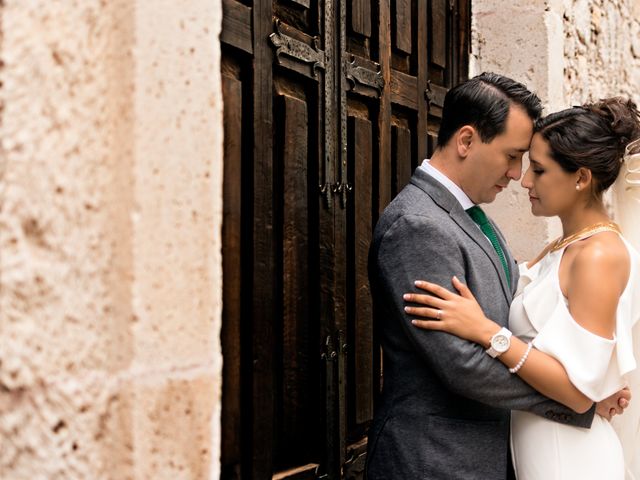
[
  {"xmin": 407, "ymin": 234, "xmax": 631, "ymax": 412},
  {"xmin": 408, "ymin": 237, "xmax": 632, "ymax": 414},
  {"xmin": 406, "ymin": 277, "xmax": 594, "ymax": 413},
  {"xmin": 480, "ymin": 325, "xmax": 594, "ymax": 414}
]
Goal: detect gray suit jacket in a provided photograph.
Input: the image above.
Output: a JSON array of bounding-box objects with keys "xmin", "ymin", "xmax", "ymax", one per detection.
[{"xmin": 365, "ymin": 168, "xmax": 594, "ymax": 480}]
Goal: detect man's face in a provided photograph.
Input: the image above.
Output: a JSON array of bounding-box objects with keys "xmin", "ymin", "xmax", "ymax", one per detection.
[{"xmin": 464, "ymin": 105, "xmax": 534, "ymax": 204}]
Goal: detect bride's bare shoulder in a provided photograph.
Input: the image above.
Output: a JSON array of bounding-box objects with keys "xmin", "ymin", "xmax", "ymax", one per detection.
[
  {"xmin": 565, "ymin": 233, "xmax": 629, "ymax": 338},
  {"xmin": 571, "ymin": 232, "xmax": 630, "ymax": 290}
]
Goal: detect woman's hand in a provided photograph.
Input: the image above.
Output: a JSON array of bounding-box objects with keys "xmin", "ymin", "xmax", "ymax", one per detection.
[
  {"xmin": 596, "ymin": 387, "xmax": 631, "ymax": 421},
  {"xmin": 403, "ymin": 276, "xmax": 500, "ymax": 346}
]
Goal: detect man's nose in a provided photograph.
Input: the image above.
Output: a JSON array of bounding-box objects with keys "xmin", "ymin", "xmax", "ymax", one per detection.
[{"xmin": 507, "ymin": 160, "xmax": 523, "ymax": 181}]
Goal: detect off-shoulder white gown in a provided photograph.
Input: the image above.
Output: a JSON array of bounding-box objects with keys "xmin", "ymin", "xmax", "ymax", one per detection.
[{"xmin": 509, "ymin": 233, "xmax": 640, "ymax": 480}]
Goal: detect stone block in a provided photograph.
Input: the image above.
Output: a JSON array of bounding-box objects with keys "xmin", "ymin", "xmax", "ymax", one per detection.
[
  {"xmin": 0, "ymin": 374, "xmax": 133, "ymax": 480},
  {"xmin": 127, "ymin": 0, "xmax": 221, "ymax": 371},
  {"xmin": 127, "ymin": 373, "xmax": 218, "ymax": 480}
]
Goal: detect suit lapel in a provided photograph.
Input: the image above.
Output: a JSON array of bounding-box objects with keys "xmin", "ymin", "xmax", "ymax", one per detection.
[{"xmin": 410, "ymin": 168, "xmax": 512, "ymax": 304}]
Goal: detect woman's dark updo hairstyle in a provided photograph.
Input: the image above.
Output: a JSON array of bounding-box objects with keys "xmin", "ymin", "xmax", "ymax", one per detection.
[{"xmin": 534, "ymin": 97, "xmax": 640, "ymax": 195}]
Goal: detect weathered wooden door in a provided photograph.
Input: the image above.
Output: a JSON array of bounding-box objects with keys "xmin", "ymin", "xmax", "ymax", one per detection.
[{"xmin": 221, "ymin": 1, "xmax": 470, "ymax": 478}]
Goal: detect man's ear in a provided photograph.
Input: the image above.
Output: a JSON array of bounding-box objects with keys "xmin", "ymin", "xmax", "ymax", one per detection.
[{"xmin": 456, "ymin": 125, "xmax": 475, "ymax": 158}]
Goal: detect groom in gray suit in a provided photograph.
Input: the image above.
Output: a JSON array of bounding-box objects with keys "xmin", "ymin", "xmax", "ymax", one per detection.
[{"xmin": 365, "ymin": 73, "xmax": 596, "ymax": 479}]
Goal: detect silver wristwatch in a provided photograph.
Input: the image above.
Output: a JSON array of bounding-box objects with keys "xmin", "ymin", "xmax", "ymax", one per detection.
[{"xmin": 486, "ymin": 327, "xmax": 512, "ymax": 358}]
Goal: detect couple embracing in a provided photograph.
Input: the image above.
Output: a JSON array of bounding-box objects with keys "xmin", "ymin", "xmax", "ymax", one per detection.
[{"xmin": 365, "ymin": 72, "xmax": 640, "ymax": 479}]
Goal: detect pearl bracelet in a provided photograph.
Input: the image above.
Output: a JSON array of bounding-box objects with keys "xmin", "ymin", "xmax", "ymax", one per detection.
[{"xmin": 509, "ymin": 342, "xmax": 533, "ymax": 374}]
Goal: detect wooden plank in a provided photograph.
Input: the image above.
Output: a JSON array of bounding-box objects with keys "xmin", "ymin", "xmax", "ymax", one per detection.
[
  {"xmin": 427, "ymin": 82, "xmax": 447, "ymax": 109},
  {"xmin": 377, "ymin": 0, "xmax": 392, "ymax": 215},
  {"xmin": 426, "ymin": 0, "xmax": 449, "ymax": 158},
  {"xmin": 456, "ymin": 0, "xmax": 471, "ymax": 85},
  {"xmin": 252, "ymin": 0, "xmax": 275, "ymax": 475},
  {"xmin": 221, "ymin": 0, "xmax": 253, "ymax": 54},
  {"xmin": 427, "ymin": 127, "xmax": 440, "ymax": 155},
  {"xmin": 390, "ymin": 70, "xmax": 418, "ymax": 109},
  {"xmin": 344, "ymin": 0, "xmax": 377, "ymax": 470},
  {"xmin": 392, "ymin": 125, "xmax": 412, "ymax": 195},
  {"xmin": 416, "ymin": 0, "xmax": 428, "ymax": 160},
  {"xmin": 221, "ymin": 72, "xmax": 243, "ymax": 479},
  {"xmin": 273, "ymin": 463, "xmax": 319, "ymax": 480},
  {"xmin": 350, "ymin": 0, "xmax": 371, "ymax": 37},
  {"xmin": 426, "ymin": 84, "xmax": 448, "ymax": 153},
  {"xmin": 430, "ymin": 0, "xmax": 447, "ymax": 68},
  {"xmin": 344, "ymin": 438, "xmax": 368, "ymax": 478},
  {"xmin": 374, "ymin": 12, "xmax": 392, "ymax": 471},
  {"xmin": 350, "ymin": 116, "xmax": 374, "ymax": 425},
  {"xmin": 393, "ymin": 0, "xmax": 412, "ymax": 54},
  {"xmin": 279, "ymin": 93, "xmax": 311, "ymax": 457}
]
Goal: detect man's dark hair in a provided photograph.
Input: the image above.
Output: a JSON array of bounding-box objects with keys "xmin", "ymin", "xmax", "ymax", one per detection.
[{"xmin": 436, "ymin": 72, "xmax": 542, "ymax": 148}]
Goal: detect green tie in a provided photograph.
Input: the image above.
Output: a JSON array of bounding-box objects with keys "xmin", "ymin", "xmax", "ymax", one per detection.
[{"xmin": 466, "ymin": 206, "xmax": 511, "ymax": 285}]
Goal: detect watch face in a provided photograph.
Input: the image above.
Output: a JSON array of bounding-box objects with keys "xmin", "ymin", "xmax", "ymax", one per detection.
[{"xmin": 492, "ymin": 334, "xmax": 510, "ymax": 352}]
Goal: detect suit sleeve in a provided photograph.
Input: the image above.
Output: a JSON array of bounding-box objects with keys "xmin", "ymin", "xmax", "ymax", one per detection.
[{"xmin": 376, "ymin": 214, "xmax": 595, "ymax": 427}]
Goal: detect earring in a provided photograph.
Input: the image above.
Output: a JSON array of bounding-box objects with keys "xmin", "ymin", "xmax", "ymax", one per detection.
[{"xmin": 576, "ymin": 184, "xmax": 580, "ymax": 190}]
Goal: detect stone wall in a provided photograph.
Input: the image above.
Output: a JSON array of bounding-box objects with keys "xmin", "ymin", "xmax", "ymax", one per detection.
[
  {"xmin": 0, "ymin": 1, "xmax": 223, "ymax": 478},
  {"xmin": 562, "ymin": 0, "xmax": 640, "ymax": 106}
]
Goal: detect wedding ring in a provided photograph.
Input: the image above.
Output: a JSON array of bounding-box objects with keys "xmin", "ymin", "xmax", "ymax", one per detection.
[{"xmin": 436, "ymin": 309, "xmax": 442, "ymax": 320}]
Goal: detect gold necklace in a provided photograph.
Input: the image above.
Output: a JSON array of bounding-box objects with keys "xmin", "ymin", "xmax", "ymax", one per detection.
[{"xmin": 549, "ymin": 221, "xmax": 622, "ymax": 252}]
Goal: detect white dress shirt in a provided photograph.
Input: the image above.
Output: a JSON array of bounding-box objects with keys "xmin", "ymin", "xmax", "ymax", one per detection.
[{"xmin": 419, "ymin": 159, "xmax": 475, "ymax": 210}]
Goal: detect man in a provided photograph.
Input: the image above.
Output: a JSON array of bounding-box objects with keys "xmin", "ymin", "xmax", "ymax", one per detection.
[{"xmin": 365, "ymin": 73, "xmax": 629, "ymax": 479}]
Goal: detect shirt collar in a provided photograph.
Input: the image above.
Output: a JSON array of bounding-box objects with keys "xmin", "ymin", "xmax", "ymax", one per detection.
[{"xmin": 419, "ymin": 159, "xmax": 475, "ymax": 210}]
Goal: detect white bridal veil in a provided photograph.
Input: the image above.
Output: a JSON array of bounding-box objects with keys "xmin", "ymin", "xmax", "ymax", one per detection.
[{"xmin": 612, "ymin": 137, "xmax": 640, "ymax": 480}]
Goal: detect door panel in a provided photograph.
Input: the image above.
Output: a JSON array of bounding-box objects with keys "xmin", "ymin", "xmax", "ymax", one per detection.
[
  {"xmin": 348, "ymin": 116, "xmax": 373, "ymax": 429},
  {"xmin": 276, "ymin": 92, "xmax": 319, "ymax": 471}
]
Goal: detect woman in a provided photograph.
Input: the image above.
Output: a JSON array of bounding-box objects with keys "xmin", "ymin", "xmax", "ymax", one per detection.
[{"xmin": 404, "ymin": 98, "xmax": 640, "ymax": 479}]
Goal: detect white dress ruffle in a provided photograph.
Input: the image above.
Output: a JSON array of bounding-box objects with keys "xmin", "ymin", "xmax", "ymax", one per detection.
[{"xmin": 509, "ymin": 236, "xmax": 640, "ymax": 479}]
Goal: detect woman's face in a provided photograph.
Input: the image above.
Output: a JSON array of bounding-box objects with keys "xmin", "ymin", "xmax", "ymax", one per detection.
[{"xmin": 521, "ymin": 133, "xmax": 581, "ymax": 217}]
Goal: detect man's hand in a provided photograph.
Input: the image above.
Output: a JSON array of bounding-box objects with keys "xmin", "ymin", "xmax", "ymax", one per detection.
[{"xmin": 596, "ymin": 387, "xmax": 631, "ymax": 421}]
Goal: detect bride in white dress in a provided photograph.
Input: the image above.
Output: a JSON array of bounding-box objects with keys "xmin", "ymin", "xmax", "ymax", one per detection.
[{"xmin": 405, "ymin": 98, "xmax": 640, "ymax": 479}]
